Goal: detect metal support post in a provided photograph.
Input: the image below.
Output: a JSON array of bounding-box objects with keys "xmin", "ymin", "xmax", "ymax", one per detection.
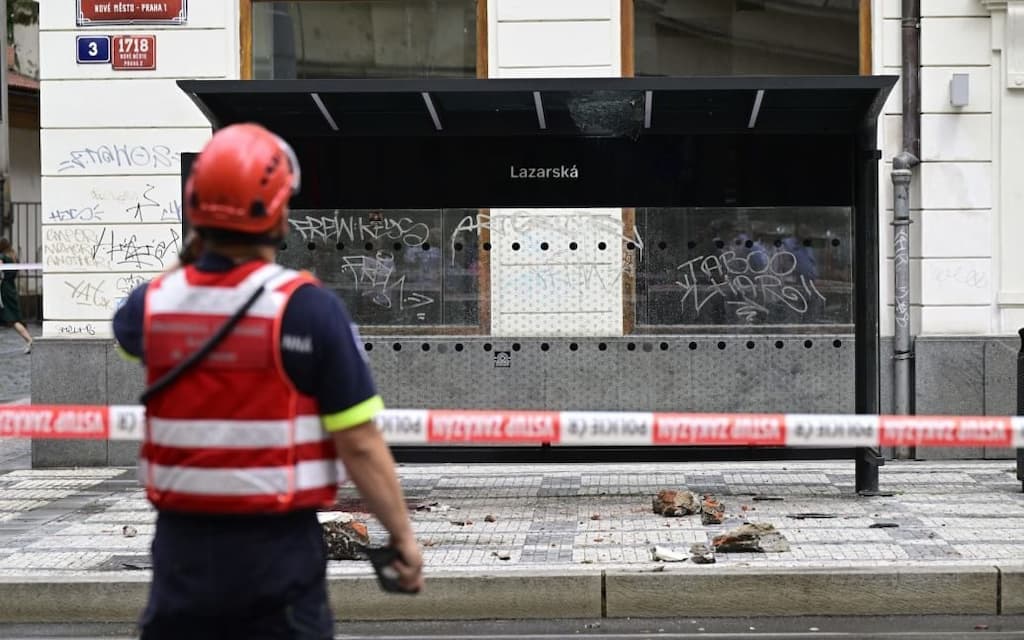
[
  {"xmin": 1017, "ymin": 328, "xmax": 1024, "ymax": 492},
  {"xmin": 0, "ymin": 0, "xmax": 10, "ymax": 239},
  {"xmin": 854, "ymin": 122, "xmax": 884, "ymax": 495}
]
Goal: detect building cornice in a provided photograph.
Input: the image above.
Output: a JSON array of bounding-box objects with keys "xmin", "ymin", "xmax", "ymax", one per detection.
[{"xmin": 980, "ymin": 0, "xmax": 1024, "ymax": 88}]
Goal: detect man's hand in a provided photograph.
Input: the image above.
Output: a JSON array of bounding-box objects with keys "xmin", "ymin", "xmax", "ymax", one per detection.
[
  {"xmin": 332, "ymin": 421, "xmax": 424, "ymax": 593},
  {"xmin": 390, "ymin": 534, "xmax": 424, "ymax": 593}
]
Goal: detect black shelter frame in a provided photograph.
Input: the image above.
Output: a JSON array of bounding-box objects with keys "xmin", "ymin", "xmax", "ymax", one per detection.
[{"xmin": 180, "ymin": 75, "xmax": 896, "ymax": 493}]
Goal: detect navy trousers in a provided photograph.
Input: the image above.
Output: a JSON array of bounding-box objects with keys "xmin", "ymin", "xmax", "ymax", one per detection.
[{"xmin": 139, "ymin": 510, "xmax": 334, "ymax": 640}]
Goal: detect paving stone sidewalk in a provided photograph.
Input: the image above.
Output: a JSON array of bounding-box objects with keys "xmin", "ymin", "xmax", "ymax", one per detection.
[
  {"xmin": 0, "ymin": 322, "xmax": 39, "ymax": 472},
  {"xmin": 0, "ymin": 460, "xmax": 1023, "ymax": 580}
]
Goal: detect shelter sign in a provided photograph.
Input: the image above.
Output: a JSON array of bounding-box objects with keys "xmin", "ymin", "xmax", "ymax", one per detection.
[{"xmin": 77, "ymin": 1, "xmax": 187, "ymax": 26}]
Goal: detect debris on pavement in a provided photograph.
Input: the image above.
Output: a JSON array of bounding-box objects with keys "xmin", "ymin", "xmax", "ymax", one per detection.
[
  {"xmin": 321, "ymin": 513, "xmax": 371, "ymax": 561},
  {"xmin": 318, "ymin": 511, "xmax": 354, "ymax": 524},
  {"xmin": 121, "ymin": 525, "xmax": 137, "ymax": 538},
  {"xmin": 449, "ymin": 519, "xmax": 474, "ymax": 526},
  {"xmin": 690, "ymin": 543, "xmax": 716, "ymax": 564},
  {"xmin": 869, "ymin": 522, "xmax": 900, "ymax": 529},
  {"xmin": 752, "ymin": 495, "xmax": 784, "ymax": 502},
  {"xmin": 712, "ymin": 522, "xmax": 791, "ymax": 553},
  {"xmin": 788, "ymin": 512, "xmax": 837, "ymax": 520},
  {"xmin": 121, "ymin": 561, "xmax": 151, "ymax": 570},
  {"xmin": 700, "ymin": 495, "xmax": 726, "ymax": 525},
  {"xmin": 492, "ymin": 550, "xmax": 511, "ymax": 561},
  {"xmin": 651, "ymin": 545, "xmax": 689, "ymax": 562},
  {"xmin": 484, "ymin": 514, "xmax": 497, "ymax": 523},
  {"xmin": 653, "ymin": 489, "xmax": 701, "ymax": 517},
  {"xmin": 415, "ymin": 501, "xmax": 453, "ymax": 513},
  {"xmin": 590, "ymin": 513, "xmax": 602, "ymax": 520}
]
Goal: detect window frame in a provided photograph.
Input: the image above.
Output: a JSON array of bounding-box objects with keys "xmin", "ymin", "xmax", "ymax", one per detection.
[{"xmin": 241, "ymin": 0, "xmax": 489, "ymax": 80}]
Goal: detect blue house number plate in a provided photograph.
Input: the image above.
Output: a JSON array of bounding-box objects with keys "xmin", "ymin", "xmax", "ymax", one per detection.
[{"xmin": 77, "ymin": 36, "xmax": 111, "ymax": 64}]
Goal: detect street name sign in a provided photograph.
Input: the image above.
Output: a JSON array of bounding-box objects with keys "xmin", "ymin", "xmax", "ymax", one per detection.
[{"xmin": 77, "ymin": 1, "xmax": 187, "ymax": 26}]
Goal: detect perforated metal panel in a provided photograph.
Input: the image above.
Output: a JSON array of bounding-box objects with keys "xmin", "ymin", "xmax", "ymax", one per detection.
[
  {"xmin": 541, "ymin": 340, "xmax": 622, "ymax": 410},
  {"xmin": 360, "ymin": 336, "xmax": 855, "ymax": 414}
]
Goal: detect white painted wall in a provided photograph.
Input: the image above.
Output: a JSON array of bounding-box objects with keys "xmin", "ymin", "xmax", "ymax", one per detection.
[
  {"xmin": 876, "ymin": 0, "xmax": 998, "ymax": 336},
  {"xmin": 989, "ymin": 1, "xmax": 1024, "ymax": 333},
  {"xmin": 488, "ymin": 0, "xmax": 624, "ymax": 336},
  {"xmin": 39, "ymin": 0, "xmax": 236, "ymax": 339}
]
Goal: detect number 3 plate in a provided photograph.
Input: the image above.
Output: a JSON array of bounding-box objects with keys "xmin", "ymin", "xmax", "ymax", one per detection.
[{"xmin": 76, "ymin": 35, "xmax": 111, "ymax": 64}]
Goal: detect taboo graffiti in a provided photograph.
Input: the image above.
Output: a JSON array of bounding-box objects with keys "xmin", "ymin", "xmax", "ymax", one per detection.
[{"xmin": 676, "ymin": 248, "xmax": 826, "ymax": 322}]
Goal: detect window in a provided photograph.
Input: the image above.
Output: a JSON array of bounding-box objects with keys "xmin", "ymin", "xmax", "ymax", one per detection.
[
  {"xmin": 634, "ymin": 0, "xmax": 861, "ymax": 77},
  {"xmin": 250, "ymin": 0, "xmax": 478, "ymax": 79}
]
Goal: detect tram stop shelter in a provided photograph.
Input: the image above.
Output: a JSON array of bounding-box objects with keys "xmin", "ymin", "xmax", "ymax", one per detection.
[{"xmin": 179, "ymin": 75, "xmax": 897, "ymax": 493}]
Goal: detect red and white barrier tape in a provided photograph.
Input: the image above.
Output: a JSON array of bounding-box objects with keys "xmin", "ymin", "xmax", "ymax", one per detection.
[{"xmin": 0, "ymin": 405, "xmax": 1021, "ymax": 448}]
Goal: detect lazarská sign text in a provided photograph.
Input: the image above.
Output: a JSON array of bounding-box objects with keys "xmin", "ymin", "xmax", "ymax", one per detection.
[{"xmin": 77, "ymin": 1, "xmax": 188, "ymax": 26}]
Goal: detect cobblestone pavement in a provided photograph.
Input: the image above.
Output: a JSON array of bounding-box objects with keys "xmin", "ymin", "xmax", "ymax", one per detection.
[
  {"xmin": 0, "ymin": 323, "xmax": 39, "ymax": 472},
  {"xmin": 0, "ymin": 460, "xmax": 1022, "ymax": 580},
  {"xmin": 0, "ymin": 322, "xmax": 35, "ymax": 405}
]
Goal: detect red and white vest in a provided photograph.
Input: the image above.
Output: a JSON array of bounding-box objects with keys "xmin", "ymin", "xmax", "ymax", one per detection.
[{"xmin": 141, "ymin": 261, "xmax": 341, "ymax": 515}]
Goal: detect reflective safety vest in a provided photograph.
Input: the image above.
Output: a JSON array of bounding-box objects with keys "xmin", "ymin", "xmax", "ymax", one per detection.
[{"xmin": 140, "ymin": 261, "xmax": 340, "ymax": 515}]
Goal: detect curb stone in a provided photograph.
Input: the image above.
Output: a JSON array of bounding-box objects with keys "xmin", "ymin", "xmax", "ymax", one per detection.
[
  {"xmin": 606, "ymin": 566, "xmax": 999, "ymax": 618},
  {"xmin": 1000, "ymin": 566, "xmax": 1024, "ymax": 614},
  {"xmin": 0, "ymin": 566, "xmax": 1007, "ymax": 623}
]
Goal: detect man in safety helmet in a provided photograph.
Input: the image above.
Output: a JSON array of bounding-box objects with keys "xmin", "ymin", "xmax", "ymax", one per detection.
[{"xmin": 113, "ymin": 123, "xmax": 424, "ymax": 639}]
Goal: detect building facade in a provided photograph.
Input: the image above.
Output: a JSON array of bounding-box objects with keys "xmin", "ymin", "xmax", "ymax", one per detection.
[{"xmin": 32, "ymin": 0, "xmax": 1024, "ymax": 464}]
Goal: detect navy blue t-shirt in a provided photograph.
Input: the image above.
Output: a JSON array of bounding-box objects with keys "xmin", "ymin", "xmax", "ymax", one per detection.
[{"xmin": 112, "ymin": 252, "xmax": 378, "ymax": 419}]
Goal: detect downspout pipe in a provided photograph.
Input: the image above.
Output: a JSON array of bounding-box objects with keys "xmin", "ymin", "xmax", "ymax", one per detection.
[{"xmin": 892, "ymin": 0, "xmax": 920, "ymax": 458}]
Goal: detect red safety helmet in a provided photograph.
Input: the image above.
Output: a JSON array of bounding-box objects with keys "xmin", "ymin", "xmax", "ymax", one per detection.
[{"xmin": 185, "ymin": 123, "xmax": 301, "ymax": 236}]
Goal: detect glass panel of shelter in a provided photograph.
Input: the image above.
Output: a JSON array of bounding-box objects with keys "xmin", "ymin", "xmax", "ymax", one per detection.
[{"xmin": 281, "ymin": 207, "xmax": 854, "ymax": 333}]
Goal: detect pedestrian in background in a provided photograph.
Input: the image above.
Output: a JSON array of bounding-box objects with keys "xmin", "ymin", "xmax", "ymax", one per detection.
[
  {"xmin": 0, "ymin": 238, "xmax": 33, "ymax": 354},
  {"xmin": 112, "ymin": 123, "xmax": 423, "ymax": 640}
]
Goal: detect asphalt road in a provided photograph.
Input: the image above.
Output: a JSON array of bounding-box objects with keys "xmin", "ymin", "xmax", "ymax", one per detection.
[{"xmin": 4, "ymin": 616, "xmax": 1024, "ymax": 639}]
